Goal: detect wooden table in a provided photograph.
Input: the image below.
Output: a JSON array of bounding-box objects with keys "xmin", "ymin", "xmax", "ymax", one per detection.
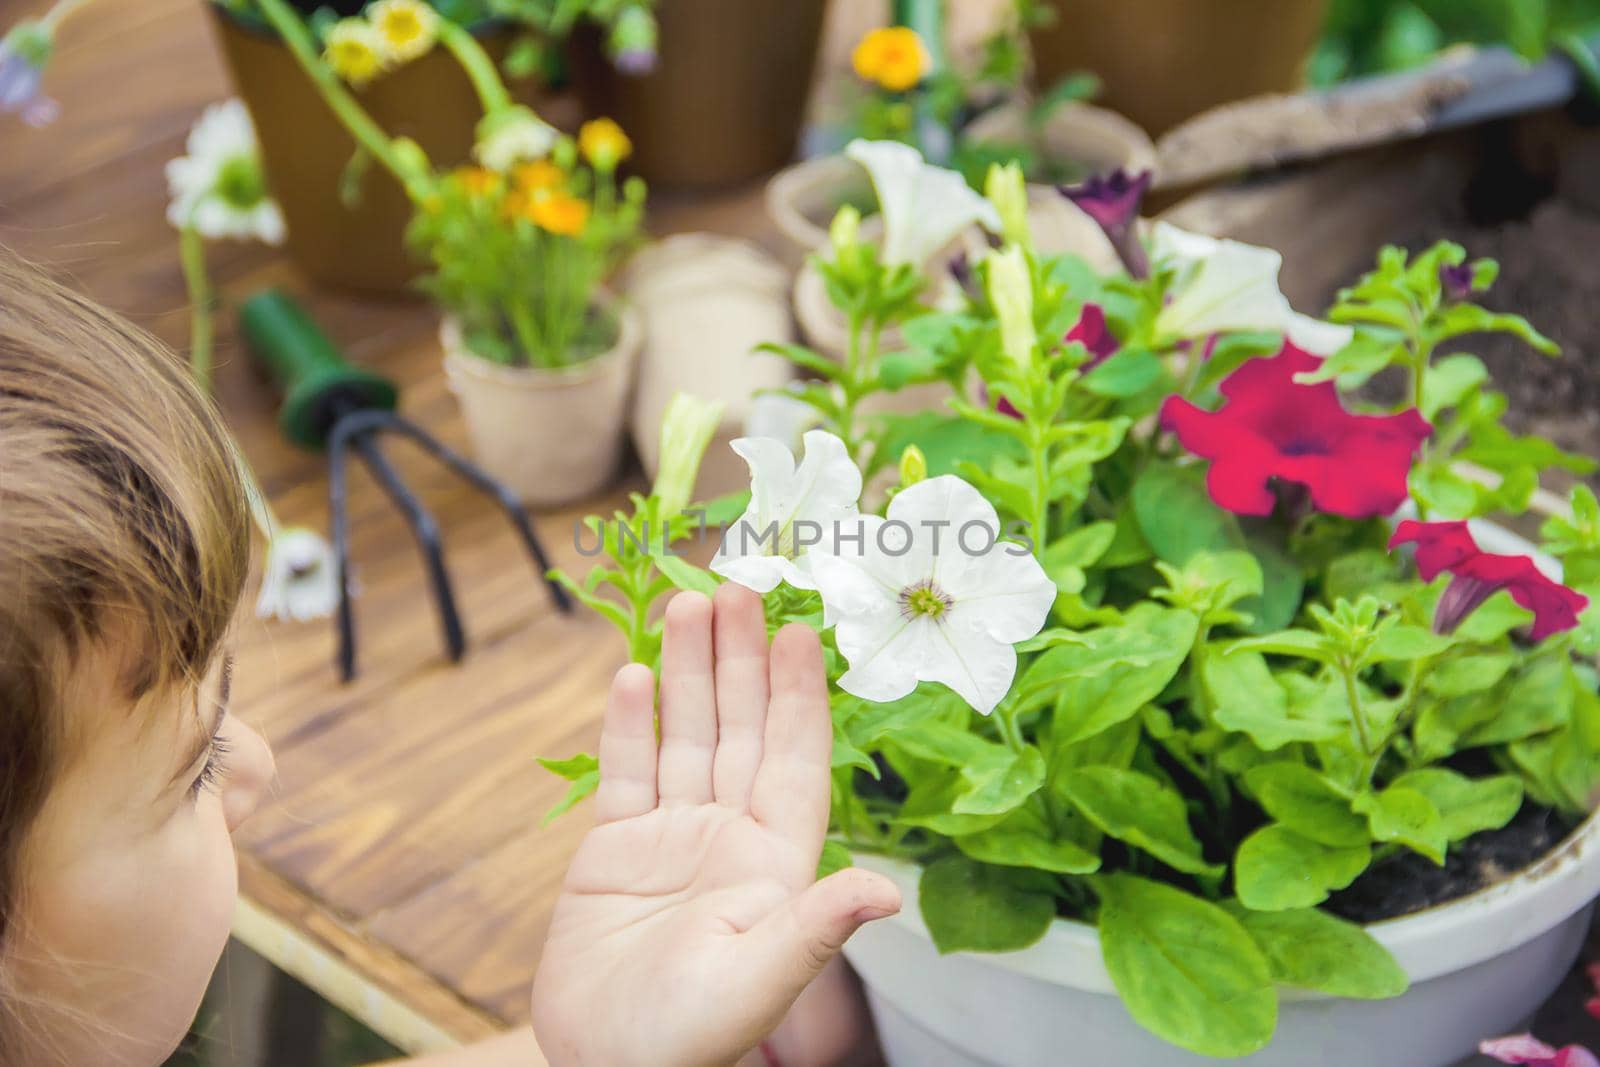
[{"xmin": 0, "ymin": 0, "xmax": 920, "ymax": 1052}]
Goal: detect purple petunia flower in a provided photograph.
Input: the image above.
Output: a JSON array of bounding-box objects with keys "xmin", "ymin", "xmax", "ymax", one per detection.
[
  {"xmin": 1059, "ymin": 168, "xmax": 1153, "ymax": 279},
  {"xmin": 0, "ymin": 20, "xmax": 58, "ymax": 127}
]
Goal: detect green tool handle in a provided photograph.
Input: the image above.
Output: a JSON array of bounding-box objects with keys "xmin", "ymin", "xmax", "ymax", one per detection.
[
  {"xmin": 239, "ymin": 289, "xmax": 352, "ymax": 394},
  {"xmin": 236, "ymin": 288, "xmax": 398, "ymax": 450}
]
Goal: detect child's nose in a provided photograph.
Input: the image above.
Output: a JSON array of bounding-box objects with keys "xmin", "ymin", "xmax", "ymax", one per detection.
[{"xmin": 222, "ymin": 720, "xmax": 276, "ymax": 833}]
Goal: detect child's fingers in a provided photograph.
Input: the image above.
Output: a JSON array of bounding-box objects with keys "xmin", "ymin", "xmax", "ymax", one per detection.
[
  {"xmin": 593, "ymin": 663, "xmax": 659, "ymax": 823},
  {"xmin": 741, "ymin": 867, "xmax": 901, "ymax": 1002},
  {"xmin": 749, "ymin": 623, "xmax": 833, "ymax": 848},
  {"xmin": 657, "ymin": 591, "xmax": 718, "ymax": 804},
  {"xmin": 711, "ymin": 583, "xmax": 770, "ymax": 810}
]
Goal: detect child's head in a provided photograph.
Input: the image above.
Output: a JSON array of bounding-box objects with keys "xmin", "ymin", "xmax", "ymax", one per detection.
[{"xmin": 0, "ymin": 248, "xmax": 276, "ymax": 1065}]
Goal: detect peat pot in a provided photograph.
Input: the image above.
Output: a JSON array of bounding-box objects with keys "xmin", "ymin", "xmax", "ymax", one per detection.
[
  {"xmin": 441, "ymin": 304, "xmax": 640, "ymax": 507},
  {"xmin": 1029, "ymin": 0, "xmax": 1332, "ymax": 137},
  {"xmin": 845, "ymin": 522, "xmax": 1600, "ymax": 1067},
  {"xmin": 568, "ymin": 0, "xmax": 829, "ymax": 188},
  {"xmin": 210, "ymin": 5, "xmax": 527, "ymax": 295}
]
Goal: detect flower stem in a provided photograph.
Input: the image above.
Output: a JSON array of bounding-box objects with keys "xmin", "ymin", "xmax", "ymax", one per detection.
[
  {"xmin": 253, "ymin": 0, "xmax": 424, "ymax": 194},
  {"xmin": 1341, "ymin": 659, "xmax": 1375, "ymax": 756},
  {"xmin": 435, "ymin": 19, "xmax": 513, "ymax": 115},
  {"xmin": 178, "ymin": 223, "xmax": 214, "ymax": 392}
]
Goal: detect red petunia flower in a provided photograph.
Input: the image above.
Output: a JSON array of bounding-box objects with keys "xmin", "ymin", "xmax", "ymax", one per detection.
[
  {"xmin": 1159, "ymin": 343, "xmax": 1431, "ymax": 519},
  {"xmin": 1066, "ymin": 303, "xmax": 1119, "ymax": 371},
  {"xmin": 1390, "ymin": 520, "xmax": 1589, "ymax": 642}
]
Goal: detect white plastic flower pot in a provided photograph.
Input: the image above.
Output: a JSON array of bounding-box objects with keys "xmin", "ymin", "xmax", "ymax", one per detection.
[
  {"xmin": 441, "ymin": 303, "xmax": 640, "ymax": 508},
  {"xmin": 844, "ymin": 524, "xmax": 1600, "ymax": 1066}
]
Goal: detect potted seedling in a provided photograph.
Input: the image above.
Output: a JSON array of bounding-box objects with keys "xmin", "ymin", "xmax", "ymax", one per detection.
[
  {"xmin": 245, "ymin": 0, "xmax": 646, "ymax": 505},
  {"xmin": 545, "ymin": 148, "xmax": 1600, "ymax": 1066}
]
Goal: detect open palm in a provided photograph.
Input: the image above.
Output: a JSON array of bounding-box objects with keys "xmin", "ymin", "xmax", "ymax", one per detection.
[{"xmin": 531, "ymin": 585, "xmax": 901, "ymax": 1067}]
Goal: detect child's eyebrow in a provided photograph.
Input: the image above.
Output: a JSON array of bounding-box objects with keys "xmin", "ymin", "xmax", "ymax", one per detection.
[{"xmin": 170, "ymin": 653, "xmax": 232, "ymax": 787}]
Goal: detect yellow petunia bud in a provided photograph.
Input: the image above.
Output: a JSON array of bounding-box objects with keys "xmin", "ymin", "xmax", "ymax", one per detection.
[
  {"xmin": 987, "ymin": 244, "xmax": 1037, "ymax": 372},
  {"xmin": 899, "ymin": 445, "xmax": 928, "ymax": 487},
  {"xmin": 985, "ymin": 161, "xmax": 1031, "ymax": 251}
]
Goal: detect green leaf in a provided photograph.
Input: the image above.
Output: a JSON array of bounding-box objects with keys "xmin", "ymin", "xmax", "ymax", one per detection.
[
  {"xmin": 650, "ymin": 552, "xmax": 720, "ymax": 596},
  {"xmin": 955, "ymin": 806, "xmax": 1102, "ymax": 874},
  {"xmin": 1391, "ymin": 769, "xmax": 1523, "ymax": 843},
  {"xmin": 1295, "ymin": 329, "xmax": 1404, "ymax": 389},
  {"xmin": 1464, "ymin": 655, "xmax": 1574, "ymax": 747},
  {"xmin": 1234, "ymin": 825, "xmax": 1370, "ymax": 910},
  {"xmin": 896, "ymin": 770, "xmax": 1010, "ymax": 836},
  {"xmin": 755, "ymin": 341, "xmax": 843, "ymax": 381},
  {"xmin": 1132, "ymin": 463, "xmax": 1241, "ymax": 565},
  {"xmin": 1232, "ymin": 907, "xmax": 1408, "ymax": 999},
  {"xmin": 875, "ymin": 412, "xmax": 1026, "ymax": 479},
  {"xmin": 1424, "ymin": 651, "xmax": 1516, "ymax": 697},
  {"xmin": 1097, "ymin": 874, "xmax": 1276, "ymax": 1058},
  {"xmin": 1420, "ymin": 354, "xmax": 1488, "ymax": 420},
  {"xmin": 1430, "ymin": 304, "xmax": 1559, "ymax": 355},
  {"xmin": 953, "ymin": 746, "xmax": 1047, "ymax": 816},
  {"xmin": 1016, "ymin": 606, "xmax": 1198, "ymax": 743},
  {"xmin": 537, "ymin": 753, "xmax": 600, "ymax": 824},
  {"xmin": 1244, "ymin": 763, "xmax": 1370, "ymax": 846},
  {"xmin": 1239, "ymin": 532, "xmax": 1305, "ymax": 634},
  {"xmin": 1059, "ymin": 767, "xmax": 1222, "ymax": 877},
  {"xmin": 919, "ymin": 856, "xmax": 1056, "ymax": 953},
  {"xmin": 1355, "ymin": 786, "xmax": 1447, "ymax": 864},
  {"xmin": 817, "ymin": 840, "xmax": 853, "ymax": 879},
  {"xmin": 1226, "ymin": 628, "xmax": 1335, "ymax": 663},
  {"xmin": 1083, "ymin": 348, "xmax": 1163, "ymax": 398},
  {"xmin": 1369, "ymin": 624, "xmax": 1456, "ymax": 662},
  {"xmin": 1206, "ymin": 650, "xmax": 1346, "ymax": 749},
  {"xmin": 877, "ymin": 348, "xmax": 940, "ymax": 390}
]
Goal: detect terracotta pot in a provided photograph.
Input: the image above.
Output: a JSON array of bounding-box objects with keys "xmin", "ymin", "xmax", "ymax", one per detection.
[
  {"xmin": 209, "ymin": 7, "xmax": 530, "ymax": 296},
  {"xmin": 568, "ymin": 0, "xmax": 830, "ymax": 188},
  {"xmin": 441, "ymin": 304, "xmax": 641, "ymax": 507},
  {"xmin": 766, "ymin": 102, "xmax": 1155, "ymax": 261},
  {"xmin": 1029, "ymin": 0, "xmax": 1331, "ymax": 137},
  {"xmin": 623, "ymin": 234, "xmax": 796, "ymax": 501}
]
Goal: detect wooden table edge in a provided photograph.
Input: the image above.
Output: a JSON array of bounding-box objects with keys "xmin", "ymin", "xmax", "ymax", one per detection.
[{"xmin": 234, "ymin": 855, "xmax": 522, "ymax": 1057}]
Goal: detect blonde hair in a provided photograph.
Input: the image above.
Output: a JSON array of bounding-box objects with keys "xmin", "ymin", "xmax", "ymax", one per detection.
[{"xmin": 0, "ymin": 247, "xmax": 250, "ymax": 1049}]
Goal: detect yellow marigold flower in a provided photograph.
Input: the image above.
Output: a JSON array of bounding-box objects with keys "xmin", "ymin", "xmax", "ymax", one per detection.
[
  {"xmin": 578, "ymin": 117, "xmax": 632, "ymax": 170},
  {"xmin": 453, "ymin": 165, "xmax": 502, "ymax": 198},
  {"xmin": 368, "ymin": 0, "xmax": 438, "ymax": 64},
  {"xmin": 530, "ymin": 191, "xmax": 590, "ymax": 237},
  {"xmin": 324, "ymin": 18, "xmax": 386, "ymax": 88},
  {"xmin": 514, "ymin": 159, "xmax": 565, "ymax": 192},
  {"xmin": 851, "ymin": 26, "xmax": 928, "ymax": 93}
]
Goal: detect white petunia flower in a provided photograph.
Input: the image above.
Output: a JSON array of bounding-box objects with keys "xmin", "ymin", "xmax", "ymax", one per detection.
[
  {"xmin": 1151, "ymin": 222, "xmax": 1352, "ymax": 356},
  {"xmin": 809, "ymin": 475, "xmax": 1055, "ymax": 716},
  {"xmin": 712, "ymin": 429, "xmax": 862, "ymax": 594},
  {"xmin": 743, "ymin": 388, "xmax": 821, "ymax": 455},
  {"xmin": 166, "ymin": 99, "xmax": 285, "ymax": 245},
  {"xmin": 473, "ymin": 105, "xmax": 557, "ymax": 173},
  {"xmin": 845, "ymin": 139, "xmax": 1001, "ymax": 269},
  {"xmin": 256, "ymin": 527, "xmax": 339, "ymax": 623}
]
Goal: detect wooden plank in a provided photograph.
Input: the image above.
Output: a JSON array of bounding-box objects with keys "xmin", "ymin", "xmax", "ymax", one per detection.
[{"xmin": 235, "ymin": 857, "xmax": 507, "ymax": 1050}]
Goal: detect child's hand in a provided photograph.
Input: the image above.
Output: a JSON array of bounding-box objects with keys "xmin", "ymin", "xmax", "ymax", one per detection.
[{"xmin": 531, "ymin": 585, "xmax": 902, "ymax": 1067}]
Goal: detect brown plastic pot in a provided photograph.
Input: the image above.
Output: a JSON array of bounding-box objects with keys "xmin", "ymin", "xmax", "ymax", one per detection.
[
  {"xmin": 568, "ymin": 0, "xmax": 829, "ymax": 189},
  {"xmin": 208, "ymin": 6, "xmax": 529, "ymax": 296},
  {"xmin": 1029, "ymin": 0, "xmax": 1331, "ymax": 137}
]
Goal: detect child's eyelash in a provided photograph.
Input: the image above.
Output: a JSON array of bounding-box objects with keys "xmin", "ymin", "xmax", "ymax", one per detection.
[{"xmin": 189, "ymin": 735, "xmax": 233, "ymax": 800}]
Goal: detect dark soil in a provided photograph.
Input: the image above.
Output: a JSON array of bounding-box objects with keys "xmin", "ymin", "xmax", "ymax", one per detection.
[{"xmin": 1327, "ymin": 802, "xmax": 1573, "ymax": 924}]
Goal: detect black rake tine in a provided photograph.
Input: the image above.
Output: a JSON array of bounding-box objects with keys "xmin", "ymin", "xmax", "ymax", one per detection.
[
  {"xmin": 362, "ymin": 409, "xmax": 573, "ymax": 614},
  {"xmin": 326, "ymin": 416, "xmax": 361, "ymax": 683},
  {"xmin": 348, "ymin": 427, "xmax": 469, "ymax": 665}
]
